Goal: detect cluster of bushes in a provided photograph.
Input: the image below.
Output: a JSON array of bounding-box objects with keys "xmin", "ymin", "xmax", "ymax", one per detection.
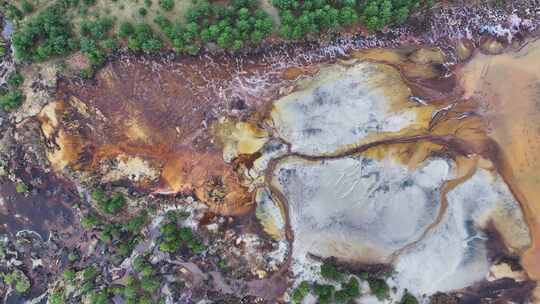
[
  {"xmin": 1, "ymin": 269, "xmax": 31, "ymax": 294},
  {"xmin": 272, "ymin": 0, "xmax": 431, "ymax": 39},
  {"xmin": 291, "ymin": 260, "xmax": 406, "ymax": 304},
  {"xmin": 291, "ymin": 261, "xmax": 360, "ymax": 304},
  {"xmin": 0, "ymin": 90, "xmax": 24, "ymax": 111},
  {"xmin": 80, "ymin": 17, "xmax": 117, "ymax": 66},
  {"xmin": 400, "ymin": 289, "xmax": 419, "ymax": 304},
  {"xmin": 120, "ymin": 256, "xmax": 163, "ymax": 303},
  {"xmin": 0, "ymin": 38, "xmax": 6, "ymax": 57},
  {"xmin": 1, "ymin": 71, "xmax": 25, "ymax": 112},
  {"xmin": 368, "ymin": 277, "xmax": 390, "ymax": 300},
  {"xmin": 158, "ymin": 211, "xmax": 206, "ymax": 254},
  {"xmin": 11, "ymin": 2, "xmax": 78, "ymax": 61},
  {"xmin": 360, "ymin": 0, "xmax": 427, "ymax": 31},
  {"xmin": 159, "ymin": 0, "xmax": 175, "ymax": 11},
  {"xmin": 4, "ymin": 0, "xmax": 34, "ymax": 20},
  {"xmin": 91, "ymin": 188, "xmax": 126, "ymax": 214},
  {"xmin": 62, "ymin": 256, "xmax": 165, "ymax": 304},
  {"xmin": 49, "ymin": 266, "xmax": 109, "ymax": 304},
  {"xmin": 150, "ymin": 0, "xmax": 273, "ymax": 55},
  {"xmin": 273, "ymin": 0, "xmax": 359, "ymax": 40},
  {"xmin": 7, "ymin": 0, "xmax": 433, "ymax": 69},
  {"xmin": 81, "ymin": 210, "xmax": 147, "ymax": 259},
  {"xmin": 122, "ymin": 22, "xmax": 163, "ymax": 54},
  {"xmin": 52, "ymin": 209, "xmax": 153, "ymax": 303}
]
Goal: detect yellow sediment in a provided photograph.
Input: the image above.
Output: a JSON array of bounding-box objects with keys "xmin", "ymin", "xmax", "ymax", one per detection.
[{"xmin": 212, "ymin": 119, "xmax": 269, "ymax": 161}]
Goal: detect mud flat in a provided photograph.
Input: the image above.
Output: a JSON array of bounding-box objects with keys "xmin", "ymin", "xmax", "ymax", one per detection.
[{"xmin": 458, "ymin": 38, "xmax": 540, "ymax": 283}]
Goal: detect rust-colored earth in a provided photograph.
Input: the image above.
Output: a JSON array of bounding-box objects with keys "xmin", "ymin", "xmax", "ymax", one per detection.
[{"xmin": 38, "ymin": 38, "xmax": 540, "ymax": 297}]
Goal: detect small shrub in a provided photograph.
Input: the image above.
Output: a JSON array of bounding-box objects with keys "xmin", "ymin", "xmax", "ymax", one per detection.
[
  {"xmin": 368, "ymin": 278, "xmax": 389, "ymax": 300},
  {"xmin": 5, "ymin": 4, "xmax": 23, "ymax": 20},
  {"xmin": 400, "ymin": 289, "xmax": 419, "ymax": 304},
  {"xmin": 159, "ymin": 0, "xmax": 174, "ymax": 11},
  {"xmin": 2, "ymin": 270, "xmax": 31, "ymax": 294},
  {"xmin": 15, "ymin": 182, "xmax": 29, "ymax": 193},
  {"xmin": 20, "ymin": 0, "xmax": 34, "ymax": 14},
  {"xmin": 292, "ymin": 281, "xmax": 311, "ymax": 303},
  {"xmin": 82, "ymin": 266, "xmax": 98, "ymax": 281},
  {"xmin": 67, "ymin": 250, "xmax": 80, "ymax": 262},
  {"xmin": 80, "ymin": 67, "xmax": 94, "ymax": 79},
  {"xmin": 320, "ymin": 261, "xmax": 343, "ymax": 281},
  {"xmin": 313, "ymin": 283, "xmax": 334, "ymax": 304},
  {"xmin": 0, "ymin": 90, "xmax": 24, "ymax": 111},
  {"xmin": 63, "ymin": 269, "xmax": 76, "ymax": 281},
  {"xmin": 335, "ymin": 277, "xmax": 360, "ymax": 303},
  {"xmin": 49, "ymin": 290, "xmax": 66, "ymax": 304},
  {"xmin": 138, "ymin": 7, "xmax": 148, "ymax": 16},
  {"xmin": 119, "ymin": 22, "xmax": 135, "ymax": 38},
  {"xmin": 81, "ymin": 214, "xmax": 101, "ymax": 229},
  {"xmin": 7, "ymin": 72, "xmax": 24, "ymax": 87}
]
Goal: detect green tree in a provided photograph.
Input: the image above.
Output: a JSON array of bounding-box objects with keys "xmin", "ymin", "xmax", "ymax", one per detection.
[
  {"xmin": 185, "ymin": 44, "xmax": 200, "ymax": 55},
  {"xmin": 20, "ymin": 0, "xmax": 34, "ymax": 14},
  {"xmin": 159, "ymin": 0, "xmax": 174, "ymax": 11},
  {"xmin": 89, "ymin": 290, "xmax": 109, "ymax": 304},
  {"xmin": 291, "ymin": 281, "xmax": 311, "ymax": 304},
  {"xmin": 320, "ymin": 261, "xmax": 343, "ymax": 281},
  {"xmin": 0, "ymin": 90, "xmax": 24, "ymax": 111},
  {"xmin": 63, "ymin": 269, "xmax": 76, "ymax": 281},
  {"xmin": 139, "ymin": 7, "xmax": 148, "ymax": 16},
  {"xmin": 2, "ymin": 270, "xmax": 31, "ymax": 294},
  {"xmin": 140, "ymin": 277, "xmax": 160, "ymax": 293},
  {"xmin": 313, "ymin": 283, "xmax": 334, "ymax": 304},
  {"xmin": 5, "ymin": 4, "xmax": 23, "ymax": 20},
  {"xmin": 368, "ymin": 278, "xmax": 389, "ymax": 300},
  {"xmin": 119, "ymin": 22, "xmax": 135, "ymax": 38},
  {"xmin": 49, "ymin": 290, "xmax": 65, "ymax": 304},
  {"xmin": 7, "ymin": 72, "xmax": 24, "ymax": 87},
  {"xmin": 12, "ymin": 3, "xmax": 75, "ymax": 61},
  {"xmin": 400, "ymin": 289, "xmax": 419, "ymax": 304}
]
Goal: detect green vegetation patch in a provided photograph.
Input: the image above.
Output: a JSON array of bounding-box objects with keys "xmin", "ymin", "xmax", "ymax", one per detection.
[
  {"xmin": 291, "ymin": 281, "xmax": 311, "ymax": 303},
  {"xmin": 273, "ymin": 0, "xmax": 358, "ymax": 40},
  {"xmin": 320, "ymin": 260, "xmax": 343, "ymax": 281},
  {"xmin": 91, "ymin": 188, "xmax": 126, "ymax": 214},
  {"xmin": 368, "ymin": 277, "xmax": 390, "ymax": 300},
  {"xmin": 360, "ymin": 0, "xmax": 427, "ymax": 31},
  {"xmin": 2, "ymin": 269, "xmax": 31, "ymax": 293},
  {"xmin": 11, "ymin": 2, "xmax": 78, "ymax": 62},
  {"xmin": 15, "ymin": 181, "xmax": 29, "ymax": 193},
  {"xmin": 80, "ymin": 206, "xmax": 148, "ymax": 259},
  {"xmin": 400, "ymin": 289, "xmax": 419, "ymax": 304},
  {"xmin": 158, "ymin": 217, "xmax": 205, "ymax": 254},
  {"xmin": 7, "ymin": 72, "xmax": 24, "ymax": 87},
  {"xmin": 0, "ymin": 91, "xmax": 25, "ymax": 112},
  {"xmin": 313, "ymin": 283, "xmax": 335, "ymax": 304},
  {"xmin": 121, "ymin": 259, "xmax": 163, "ymax": 304},
  {"xmin": 152, "ymin": 0, "xmax": 274, "ymax": 55},
  {"xmin": 273, "ymin": 0, "xmax": 433, "ymax": 39},
  {"xmin": 335, "ymin": 277, "xmax": 359, "ymax": 303}
]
